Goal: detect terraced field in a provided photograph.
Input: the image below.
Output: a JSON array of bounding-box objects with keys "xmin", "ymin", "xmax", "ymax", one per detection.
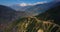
[{"xmin": 1, "ymin": 16, "xmax": 60, "ymax": 32}]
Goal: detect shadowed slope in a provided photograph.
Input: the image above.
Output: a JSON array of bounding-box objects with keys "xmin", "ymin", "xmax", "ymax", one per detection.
[{"xmin": 36, "ymin": 2, "xmax": 60, "ymax": 25}]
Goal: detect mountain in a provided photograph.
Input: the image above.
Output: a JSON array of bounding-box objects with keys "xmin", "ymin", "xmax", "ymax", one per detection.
[
  {"xmin": 0, "ymin": 5, "xmax": 17, "ymax": 24},
  {"xmin": 0, "ymin": 1, "xmax": 60, "ymax": 32},
  {"xmin": 10, "ymin": 1, "xmax": 60, "ymax": 16},
  {"xmin": 0, "ymin": 5, "xmax": 17, "ymax": 32},
  {"xmin": 10, "ymin": 4, "xmax": 32, "ymax": 11},
  {"xmin": 9, "ymin": 1, "xmax": 60, "ymax": 17},
  {"xmin": 36, "ymin": 2, "xmax": 60, "ymax": 25},
  {"xmin": 0, "ymin": 5, "xmax": 31, "ymax": 32},
  {"xmin": 0, "ymin": 5, "xmax": 28, "ymax": 26},
  {"xmin": 25, "ymin": 1, "xmax": 60, "ymax": 15},
  {"xmin": 3, "ymin": 16, "xmax": 60, "ymax": 32}
]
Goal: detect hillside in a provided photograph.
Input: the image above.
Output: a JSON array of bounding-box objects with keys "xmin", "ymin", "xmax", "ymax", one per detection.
[
  {"xmin": 36, "ymin": 2, "xmax": 60, "ymax": 25},
  {"xmin": 0, "ymin": 5, "xmax": 28, "ymax": 32},
  {"xmin": 0, "ymin": 5, "xmax": 28, "ymax": 24},
  {"xmin": 2, "ymin": 16, "xmax": 60, "ymax": 32},
  {"xmin": 0, "ymin": 5, "xmax": 60, "ymax": 32},
  {"xmin": 0, "ymin": 1, "xmax": 60, "ymax": 32},
  {"xmin": 10, "ymin": 2, "xmax": 54, "ymax": 16},
  {"xmin": 0, "ymin": 5, "xmax": 17, "ymax": 24}
]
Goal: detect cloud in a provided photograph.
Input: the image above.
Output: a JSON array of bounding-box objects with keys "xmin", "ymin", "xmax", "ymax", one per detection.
[
  {"xmin": 35, "ymin": 1, "xmax": 47, "ymax": 4},
  {"xmin": 19, "ymin": 3, "xmax": 28, "ymax": 6},
  {"xmin": 32, "ymin": 1, "xmax": 47, "ymax": 5},
  {"xmin": 19, "ymin": 1, "xmax": 48, "ymax": 6}
]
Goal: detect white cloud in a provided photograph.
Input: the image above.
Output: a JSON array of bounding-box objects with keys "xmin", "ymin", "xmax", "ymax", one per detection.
[
  {"xmin": 19, "ymin": 1, "xmax": 47, "ymax": 6},
  {"xmin": 35, "ymin": 1, "xmax": 47, "ymax": 4},
  {"xmin": 19, "ymin": 3, "xmax": 28, "ymax": 6}
]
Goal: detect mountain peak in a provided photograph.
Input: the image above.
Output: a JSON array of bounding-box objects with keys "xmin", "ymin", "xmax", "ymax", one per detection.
[
  {"xmin": 19, "ymin": 3, "xmax": 28, "ymax": 7},
  {"xmin": 17, "ymin": 1, "xmax": 48, "ymax": 7}
]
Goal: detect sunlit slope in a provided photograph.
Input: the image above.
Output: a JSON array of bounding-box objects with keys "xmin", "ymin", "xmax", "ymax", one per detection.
[{"xmin": 2, "ymin": 16, "xmax": 60, "ymax": 32}]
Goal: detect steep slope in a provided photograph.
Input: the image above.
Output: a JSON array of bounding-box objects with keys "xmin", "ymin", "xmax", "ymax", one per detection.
[
  {"xmin": 3, "ymin": 17, "xmax": 60, "ymax": 32},
  {"xmin": 0, "ymin": 5, "xmax": 29, "ymax": 32},
  {"xmin": 0, "ymin": 5, "xmax": 17, "ymax": 24},
  {"xmin": 1, "ymin": 4, "xmax": 60, "ymax": 32},
  {"xmin": 10, "ymin": 1, "xmax": 60, "ymax": 16},
  {"xmin": 36, "ymin": 2, "xmax": 60, "ymax": 25},
  {"xmin": 0, "ymin": 5, "xmax": 28, "ymax": 24},
  {"xmin": 0, "ymin": 5, "xmax": 17, "ymax": 32},
  {"xmin": 23, "ymin": 1, "xmax": 59, "ymax": 16}
]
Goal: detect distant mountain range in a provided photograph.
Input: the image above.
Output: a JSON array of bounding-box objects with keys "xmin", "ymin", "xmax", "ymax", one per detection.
[
  {"xmin": 10, "ymin": 1, "xmax": 60, "ymax": 16},
  {"xmin": 10, "ymin": 4, "xmax": 32, "ymax": 11}
]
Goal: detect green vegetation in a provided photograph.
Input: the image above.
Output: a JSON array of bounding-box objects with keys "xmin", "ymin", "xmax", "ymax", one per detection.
[{"xmin": 2, "ymin": 16, "xmax": 60, "ymax": 32}]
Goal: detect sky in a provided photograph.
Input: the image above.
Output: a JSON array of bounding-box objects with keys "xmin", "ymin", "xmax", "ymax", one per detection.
[{"xmin": 0, "ymin": 0, "xmax": 53, "ymax": 6}]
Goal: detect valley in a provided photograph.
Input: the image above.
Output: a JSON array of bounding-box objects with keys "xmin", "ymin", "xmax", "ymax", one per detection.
[{"xmin": 0, "ymin": 0, "xmax": 60, "ymax": 32}]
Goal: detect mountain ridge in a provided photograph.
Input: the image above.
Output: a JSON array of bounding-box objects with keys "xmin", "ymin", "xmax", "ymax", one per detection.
[{"xmin": 36, "ymin": 2, "xmax": 60, "ymax": 25}]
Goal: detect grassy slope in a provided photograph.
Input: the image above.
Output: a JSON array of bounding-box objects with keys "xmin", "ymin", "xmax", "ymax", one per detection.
[{"xmin": 2, "ymin": 17, "xmax": 60, "ymax": 32}]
